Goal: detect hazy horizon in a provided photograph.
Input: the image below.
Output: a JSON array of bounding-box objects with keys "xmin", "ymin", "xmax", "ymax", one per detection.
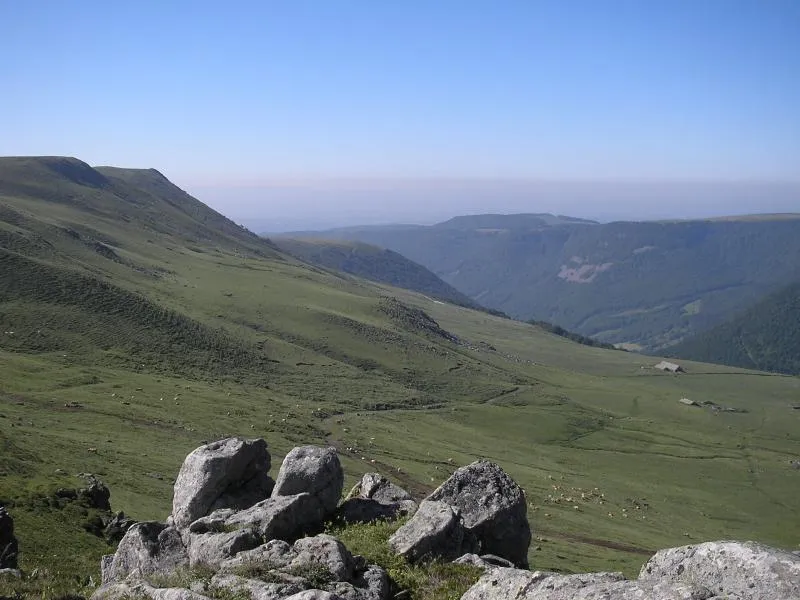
[
  {"xmin": 3, "ymin": 2, "xmax": 798, "ymax": 230},
  {"xmin": 184, "ymin": 178, "xmax": 800, "ymax": 233}
]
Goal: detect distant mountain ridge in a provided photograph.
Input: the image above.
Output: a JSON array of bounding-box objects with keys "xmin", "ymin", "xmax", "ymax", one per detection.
[
  {"xmin": 289, "ymin": 212, "xmax": 800, "ymax": 351},
  {"xmin": 667, "ymin": 281, "xmax": 800, "ymax": 375},
  {"xmin": 273, "ymin": 237, "xmax": 481, "ymax": 308}
]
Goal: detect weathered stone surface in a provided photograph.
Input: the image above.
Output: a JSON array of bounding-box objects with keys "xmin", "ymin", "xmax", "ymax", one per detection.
[
  {"xmin": 188, "ymin": 509, "xmax": 238, "ymax": 535},
  {"xmin": 78, "ymin": 476, "xmax": 112, "ymax": 511},
  {"xmin": 172, "ymin": 437, "xmax": 272, "ymax": 529},
  {"xmin": 460, "ymin": 569, "xmax": 626, "ymax": 600},
  {"xmin": 187, "ymin": 528, "xmax": 262, "ymax": 568},
  {"xmin": 211, "ymin": 573, "xmax": 306, "ymax": 600},
  {"xmin": 290, "ymin": 534, "xmax": 354, "ymax": 581},
  {"xmin": 0, "ymin": 506, "xmax": 18, "ymax": 569},
  {"xmin": 100, "ymin": 554, "xmax": 115, "ymax": 584},
  {"xmin": 352, "ymin": 565, "xmax": 390, "ymax": 600},
  {"xmin": 106, "ymin": 522, "xmax": 188, "ymax": 583},
  {"xmin": 220, "ymin": 539, "xmax": 296, "ymax": 571},
  {"xmin": 388, "ymin": 500, "xmax": 469, "ymax": 563},
  {"xmin": 427, "ymin": 460, "xmax": 530, "ymax": 567},
  {"xmin": 92, "ymin": 581, "xmax": 213, "ymax": 600},
  {"xmin": 226, "ymin": 493, "xmax": 325, "ymax": 542},
  {"xmin": 454, "ymin": 553, "xmax": 514, "ymax": 570},
  {"xmin": 104, "ymin": 511, "xmax": 137, "ymax": 543},
  {"xmin": 339, "ymin": 473, "xmax": 417, "ymax": 524},
  {"xmin": 273, "ymin": 446, "xmax": 344, "ymax": 516},
  {"xmin": 639, "ymin": 540, "xmax": 800, "ymax": 600},
  {"xmin": 346, "ymin": 473, "xmax": 412, "ymax": 504},
  {"xmin": 284, "ymin": 591, "xmax": 345, "ymax": 600}
]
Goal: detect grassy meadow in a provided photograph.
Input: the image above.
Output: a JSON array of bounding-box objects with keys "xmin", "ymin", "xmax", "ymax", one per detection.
[{"xmin": 1, "ymin": 158, "xmax": 799, "ymax": 597}]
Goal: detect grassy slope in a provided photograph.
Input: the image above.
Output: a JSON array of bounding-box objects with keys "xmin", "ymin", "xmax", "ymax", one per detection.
[
  {"xmin": 1, "ymin": 160, "xmax": 799, "ymax": 596},
  {"xmin": 667, "ymin": 281, "xmax": 800, "ymax": 375},
  {"xmin": 273, "ymin": 237, "xmax": 480, "ymax": 309},
  {"xmin": 299, "ymin": 214, "xmax": 800, "ymax": 350}
]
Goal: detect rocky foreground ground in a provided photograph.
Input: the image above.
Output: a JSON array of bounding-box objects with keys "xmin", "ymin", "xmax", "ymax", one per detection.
[{"xmin": 2, "ymin": 437, "xmax": 799, "ymax": 599}]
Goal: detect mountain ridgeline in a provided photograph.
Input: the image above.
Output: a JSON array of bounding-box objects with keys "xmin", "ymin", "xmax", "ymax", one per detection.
[
  {"xmin": 291, "ymin": 214, "xmax": 800, "ymax": 351},
  {"xmin": 272, "ymin": 237, "xmax": 480, "ymax": 309}
]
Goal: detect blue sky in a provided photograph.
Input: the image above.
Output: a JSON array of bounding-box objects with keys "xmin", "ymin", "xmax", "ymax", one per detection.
[{"xmin": 2, "ymin": 1, "xmax": 799, "ymax": 227}]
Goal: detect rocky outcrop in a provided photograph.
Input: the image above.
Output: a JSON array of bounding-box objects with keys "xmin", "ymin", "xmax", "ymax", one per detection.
[
  {"xmin": 338, "ymin": 473, "xmax": 417, "ymax": 524},
  {"xmin": 388, "ymin": 500, "xmax": 473, "ymax": 563},
  {"xmin": 459, "ymin": 540, "xmax": 800, "ymax": 600},
  {"xmin": 272, "ymin": 446, "xmax": 343, "ymax": 516},
  {"xmin": 105, "ymin": 522, "xmax": 189, "ymax": 583},
  {"xmin": 639, "ymin": 540, "xmax": 800, "ymax": 600},
  {"xmin": 427, "ymin": 460, "xmax": 530, "ymax": 568},
  {"xmin": 171, "ymin": 438, "xmax": 273, "ymax": 530},
  {"xmin": 0, "ymin": 506, "xmax": 18, "ymax": 570}
]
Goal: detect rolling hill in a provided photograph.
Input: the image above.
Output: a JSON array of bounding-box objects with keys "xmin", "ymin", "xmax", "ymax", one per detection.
[
  {"xmin": 668, "ymin": 281, "xmax": 800, "ymax": 375},
  {"xmin": 291, "ymin": 213, "xmax": 800, "ymax": 350},
  {"xmin": 273, "ymin": 237, "xmax": 481, "ymax": 309},
  {"xmin": 1, "ymin": 158, "xmax": 799, "ymax": 597}
]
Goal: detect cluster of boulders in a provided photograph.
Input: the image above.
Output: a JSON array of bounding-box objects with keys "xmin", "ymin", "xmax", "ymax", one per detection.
[
  {"xmin": 91, "ymin": 437, "xmax": 800, "ymax": 600},
  {"xmin": 462, "ymin": 540, "xmax": 800, "ymax": 600},
  {"xmin": 0, "ymin": 506, "xmax": 18, "ymax": 574},
  {"xmin": 93, "ymin": 437, "xmax": 530, "ymax": 600}
]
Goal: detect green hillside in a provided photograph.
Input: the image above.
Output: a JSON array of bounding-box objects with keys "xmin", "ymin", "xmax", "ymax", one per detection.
[
  {"xmin": 296, "ymin": 213, "xmax": 800, "ymax": 350},
  {"xmin": 1, "ymin": 159, "xmax": 799, "ymax": 597},
  {"xmin": 668, "ymin": 282, "xmax": 800, "ymax": 375},
  {"xmin": 273, "ymin": 237, "xmax": 480, "ymax": 308}
]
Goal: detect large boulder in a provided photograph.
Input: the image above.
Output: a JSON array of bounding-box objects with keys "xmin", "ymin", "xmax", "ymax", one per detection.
[
  {"xmin": 210, "ymin": 573, "xmax": 307, "ymax": 600},
  {"xmin": 105, "ymin": 522, "xmax": 189, "ymax": 583},
  {"xmin": 172, "ymin": 437, "xmax": 273, "ymax": 529},
  {"xmin": 338, "ymin": 473, "xmax": 417, "ymax": 524},
  {"xmin": 427, "ymin": 460, "xmax": 530, "ymax": 567},
  {"xmin": 639, "ymin": 540, "xmax": 800, "ymax": 600},
  {"xmin": 0, "ymin": 507, "xmax": 18, "ymax": 569},
  {"xmin": 224, "ymin": 493, "xmax": 325, "ymax": 542},
  {"xmin": 272, "ymin": 446, "xmax": 343, "ymax": 516},
  {"xmin": 388, "ymin": 500, "xmax": 473, "ymax": 563},
  {"xmin": 460, "ymin": 568, "xmax": 715, "ymax": 599},
  {"xmin": 290, "ymin": 534, "xmax": 354, "ymax": 581}
]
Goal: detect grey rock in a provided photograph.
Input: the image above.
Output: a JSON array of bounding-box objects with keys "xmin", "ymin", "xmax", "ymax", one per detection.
[
  {"xmin": 0, "ymin": 506, "xmax": 18, "ymax": 569},
  {"xmin": 290, "ymin": 534, "xmax": 354, "ymax": 581},
  {"xmin": 172, "ymin": 437, "xmax": 273, "ymax": 529},
  {"xmin": 106, "ymin": 522, "xmax": 189, "ymax": 583},
  {"xmin": 453, "ymin": 553, "xmax": 513, "ymax": 570},
  {"xmin": 284, "ymin": 591, "xmax": 345, "ymax": 600},
  {"xmin": 339, "ymin": 473, "xmax": 417, "ymax": 525},
  {"xmin": 427, "ymin": 460, "xmax": 531, "ymax": 567},
  {"xmin": 0, "ymin": 568, "xmax": 21, "ymax": 578},
  {"xmin": 187, "ymin": 528, "xmax": 262, "ymax": 568},
  {"xmin": 226, "ymin": 493, "xmax": 325, "ymax": 542},
  {"xmin": 211, "ymin": 573, "xmax": 307, "ymax": 600},
  {"xmin": 220, "ymin": 539, "xmax": 296, "ymax": 571},
  {"xmin": 78, "ymin": 476, "xmax": 112, "ymax": 511},
  {"xmin": 337, "ymin": 498, "xmax": 415, "ymax": 524},
  {"xmin": 100, "ymin": 554, "xmax": 115, "ymax": 584},
  {"xmin": 460, "ymin": 569, "xmax": 627, "ymax": 600},
  {"xmin": 273, "ymin": 446, "xmax": 344, "ymax": 516},
  {"xmin": 639, "ymin": 540, "xmax": 800, "ymax": 600},
  {"xmin": 388, "ymin": 500, "xmax": 470, "ymax": 563},
  {"xmin": 352, "ymin": 565, "xmax": 390, "ymax": 600},
  {"xmin": 188, "ymin": 509, "xmax": 238, "ymax": 535},
  {"xmin": 346, "ymin": 473, "xmax": 413, "ymax": 504},
  {"xmin": 104, "ymin": 511, "xmax": 137, "ymax": 542},
  {"xmin": 92, "ymin": 582, "xmax": 212, "ymax": 600}
]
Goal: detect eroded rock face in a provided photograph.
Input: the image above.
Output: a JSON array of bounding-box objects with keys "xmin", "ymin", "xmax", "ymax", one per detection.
[
  {"xmin": 224, "ymin": 493, "xmax": 325, "ymax": 542},
  {"xmin": 172, "ymin": 437, "xmax": 273, "ymax": 529},
  {"xmin": 187, "ymin": 528, "xmax": 262, "ymax": 568},
  {"xmin": 105, "ymin": 522, "xmax": 188, "ymax": 583},
  {"xmin": 427, "ymin": 460, "xmax": 530, "ymax": 567},
  {"xmin": 0, "ymin": 507, "xmax": 18, "ymax": 570},
  {"xmin": 272, "ymin": 446, "xmax": 344, "ymax": 516},
  {"xmin": 639, "ymin": 540, "xmax": 800, "ymax": 600},
  {"xmin": 338, "ymin": 473, "xmax": 417, "ymax": 524},
  {"xmin": 388, "ymin": 500, "xmax": 472, "ymax": 563}
]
